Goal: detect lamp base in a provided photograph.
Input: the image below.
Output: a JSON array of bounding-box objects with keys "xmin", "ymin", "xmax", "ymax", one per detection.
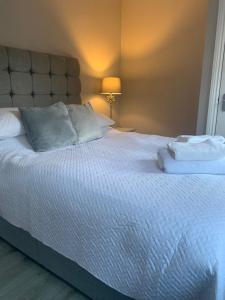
[
  {"xmin": 104, "ymin": 94, "xmax": 115, "ymax": 119},
  {"xmin": 109, "ymin": 102, "xmax": 113, "ymax": 119},
  {"xmin": 105, "ymin": 94, "xmax": 116, "ymax": 104}
]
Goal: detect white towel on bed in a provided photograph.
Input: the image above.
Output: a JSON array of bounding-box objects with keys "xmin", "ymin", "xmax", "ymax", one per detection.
[
  {"xmin": 175, "ymin": 135, "xmax": 225, "ymax": 144},
  {"xmin": 158, "ymin": 148, "xmax": 225, "ymax": 174},
  {"xmin": 168, "ymin": 140, "xmax": 225, "ymax": 161}
]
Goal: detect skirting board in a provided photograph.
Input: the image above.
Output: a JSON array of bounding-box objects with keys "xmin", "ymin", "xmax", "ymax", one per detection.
[{"xmin": 0, "ymin": 217, "xmax": 132, "ymax": 300}]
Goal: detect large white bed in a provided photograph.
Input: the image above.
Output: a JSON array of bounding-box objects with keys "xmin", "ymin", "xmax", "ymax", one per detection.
[
  {"xmin": 1, "ymin": 45, "xmax": 225, "ymax": 300},
  {"xmin": 1, "ymin": 128, "xmax": 225, "ymax": 300}
]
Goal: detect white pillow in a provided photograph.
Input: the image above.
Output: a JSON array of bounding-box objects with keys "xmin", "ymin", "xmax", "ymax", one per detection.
[
  {"xmin": 68, "ymin": 104, "xmax": 103, "ymax": 143},
  {"xmin": 0, "ymin": 107, "xmax": 19, "ymax": 112},
  {"xmin": 0, "ymin": 108, "xmax": 25, "ymax": 139},
  {"xmin": 94, "ymin": 112, "xmax": 115, "ymax": 128},
  {"xmin": 86, "ymin": 102, "xmax": 115, "ymax": 128}
]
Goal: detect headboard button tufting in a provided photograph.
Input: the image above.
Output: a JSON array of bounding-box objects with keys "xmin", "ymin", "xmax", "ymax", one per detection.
[{"xmin": 0, "ymin": 45, "xmax": 81, "ymax": 107}]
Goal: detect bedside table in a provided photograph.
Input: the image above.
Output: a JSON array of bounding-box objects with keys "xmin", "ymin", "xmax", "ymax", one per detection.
[{"xmin": 115, "ymin": 127, "xmax": 136, "ymax": 132}]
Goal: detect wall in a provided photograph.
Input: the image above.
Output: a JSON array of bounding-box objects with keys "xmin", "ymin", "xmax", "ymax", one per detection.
[
  {"xmin": 120, "ymin": 0, "xmax": 208, "ymax": 136},
  {"xmin": 0, "ymin": 1, "xmax": 211, "ymax": 135},
  {"xmin": 196, "ymin": 0, "xmax": 218, "ymax": 134},
  {"xmin": 0, "ymin": 0, "xmax": 121, "ymax": 120}
]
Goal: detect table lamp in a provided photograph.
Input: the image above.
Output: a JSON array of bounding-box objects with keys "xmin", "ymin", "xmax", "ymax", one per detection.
[{"xmin": 101, "ymin": 77, "xmax": 122, "ymax": 119}]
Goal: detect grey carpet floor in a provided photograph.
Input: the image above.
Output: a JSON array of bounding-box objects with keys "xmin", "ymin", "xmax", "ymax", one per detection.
[{"xmin": 0, "ymin": 238, "xmax": 90, "ymax": 300}]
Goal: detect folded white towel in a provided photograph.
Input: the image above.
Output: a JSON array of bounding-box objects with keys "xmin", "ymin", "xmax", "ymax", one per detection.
[
  {"xmin": 158, "ymin": 148, "xmax": 225, "ymax": 174},
  {"xmin": 168, "ymin": 140, "xmax": 225, "ymax": 161},
  {"xmin": 176, "ymin": 135, "xmax": 225, "ymax": 144}
]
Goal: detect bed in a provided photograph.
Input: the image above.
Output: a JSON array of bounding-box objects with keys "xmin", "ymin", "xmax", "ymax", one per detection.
[{"xmin": 1, "ymin": 46, "xmax": 225, "ymax": 300}]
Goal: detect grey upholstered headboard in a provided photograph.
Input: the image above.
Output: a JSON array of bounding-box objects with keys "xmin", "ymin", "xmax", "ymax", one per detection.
[{"xmin": 0, "ymin": 46, "xmax": 81, "ymax": 107}]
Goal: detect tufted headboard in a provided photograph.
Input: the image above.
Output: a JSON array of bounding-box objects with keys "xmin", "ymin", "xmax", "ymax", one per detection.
[{"xmin": 0, "ymin": 46, "xmax": 81, "ymax": 107}]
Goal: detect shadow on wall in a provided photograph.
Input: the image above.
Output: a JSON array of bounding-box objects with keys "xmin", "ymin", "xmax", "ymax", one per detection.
[
  {"xmin": 37, "ymin": 0, "xmax": 121, "ymax": 120},
  {"xmin": 0, "ymin": 0, "xmax": 121, "ymax": 119},
  {"xmin": 120, "ymin": 0, "xmax": 208, "ymax": 136}
]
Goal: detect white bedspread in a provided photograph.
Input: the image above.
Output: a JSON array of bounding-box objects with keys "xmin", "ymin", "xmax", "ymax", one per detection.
[{"xmin": 0, "ymin": 129, "xmax": 225, "ymax": 300}]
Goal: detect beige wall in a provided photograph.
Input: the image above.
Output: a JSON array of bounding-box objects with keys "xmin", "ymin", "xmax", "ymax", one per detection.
[
  {"xmin": 120, "ymin": 0, "xmax": 208, "ymax": 136},
  {"xmin": 0, "ymin": 0, "xmax": 121, "ymax": 120},
  {"xmin": 0, "ymin": 1, "xmax": 209, "ymax": 135}
]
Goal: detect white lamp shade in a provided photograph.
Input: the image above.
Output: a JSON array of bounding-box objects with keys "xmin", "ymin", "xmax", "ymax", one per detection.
[{"xmin": 101, "ymin": 77, "xmax": 121, "ymax": 94}]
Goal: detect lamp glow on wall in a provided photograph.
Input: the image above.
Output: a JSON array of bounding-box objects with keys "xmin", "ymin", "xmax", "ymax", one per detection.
[{"xmin": 101, "ymin": 77, "xmax": 122, "ymax": 119}]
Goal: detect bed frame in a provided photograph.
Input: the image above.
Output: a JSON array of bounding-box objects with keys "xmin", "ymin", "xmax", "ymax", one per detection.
[
  {"xmin": 0, "ymin": 217, "xmax": 131, "ymax": 300},
  {"xmin": 0, "ymin": 45, "xmax": 131, "ymax": 300}
]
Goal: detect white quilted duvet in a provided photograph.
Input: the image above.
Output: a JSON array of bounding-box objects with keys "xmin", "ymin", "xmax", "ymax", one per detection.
[{"xmin": 0, "ymin": 129, "xmax": 225, "ymax": 300}]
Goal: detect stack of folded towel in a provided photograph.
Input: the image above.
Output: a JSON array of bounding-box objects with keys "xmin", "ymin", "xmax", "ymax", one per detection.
[{"xmin": 158, "ymin": 135, "xmax": 225, "ymax": 174}]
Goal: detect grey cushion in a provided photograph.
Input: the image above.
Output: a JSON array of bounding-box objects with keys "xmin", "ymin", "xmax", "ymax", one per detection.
[
  {"xmin": 0, "ymin": 71, "xmax": 10, "ymax": 94},
  {"xmin": 68, "ymin": 77, "xmax": 81, "ymax": 96},
  {"xmin": 33, "ymin": 74, "xmax": 51, "ymax": 94},
  {"xmin": 31, "ymin": 52, "xmax": 50, "ymax": 74},
  {"xmin": 66, "ymin": 58, "xmax": 79, "ymax": 76},
  {"xmin": 20, "ymin": 102, "xmax": 78, "ymax": 152},
  {"xmin": 0, "ymin": 95, "xmax": 12, "ymax": 107},
  {"xmin": 52, "ymin": 75, "xmax": 67, "ymax": 94},
  {"xmin": 68, "ymin": 104, "xmax": 102, "ymax": 143},
  {"xmin": 0, "ymin": 47, "xmax": 8, "ymax": 70},
  {"xmin": 13, "ymin": 95, "xmax": 34, "ymax": 107},
  {"xmin": 34, "ymin": 95, "xmax": 53, "ymax": 106},
  {"xmin": 11, "ymin": 72, "xmax": 32, "ymax": 95},
  {"xmin": 8, "ymin": 48, "xmax": 31, "ymax": 72},
  {"xmin": 53, "ymin": 95, "xmax": 68, "ymax": 104},
  {"xmin": 51, "ymin": 55, "xmax": 66, "ymax": 75},
  {"xmin": 68, "ymin": 95, "xmax": 82, "ymax": 104}
]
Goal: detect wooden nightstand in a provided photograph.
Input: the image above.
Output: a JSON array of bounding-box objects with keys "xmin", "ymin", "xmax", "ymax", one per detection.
[{"xmin": 115, "ymin": 127, "xmax": 136, "ymax": 132}]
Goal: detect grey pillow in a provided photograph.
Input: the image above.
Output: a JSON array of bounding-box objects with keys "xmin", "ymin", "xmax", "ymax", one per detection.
[
  {"xmin": 68, "ymin": 104, "xmax": 103, "ymax": 143},
  {"xmin": 20, "ymin": 102, "xmax": 78, "ymax": 152}
]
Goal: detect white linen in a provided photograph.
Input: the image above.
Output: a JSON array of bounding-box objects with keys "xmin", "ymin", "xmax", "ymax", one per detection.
[
  {"xmin": 176, "ymin": 135, "xmax": 225, "ymax": 144},
  {"xmin": 158, "ymin": 148, "xmax": 225, "ymax": 174},
  {"xmin": 0, "ymin": 107, "xmax": 19, "ymax": 112},
  {"xmin": 0, "ymin": 110, "xmax": 25, "ymax": 139},
  {"xmin": 168, "ymin": 140, "xmax": 225, "ymax": 161},
  {"xmin": 1, "ymin": 130, "xmax": 225, "ymax": 300}
]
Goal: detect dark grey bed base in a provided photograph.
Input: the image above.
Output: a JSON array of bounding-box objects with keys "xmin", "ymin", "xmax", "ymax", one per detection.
[{"xmin": 0, "ymin": 217, "xmax": 132, "ymax": 300}]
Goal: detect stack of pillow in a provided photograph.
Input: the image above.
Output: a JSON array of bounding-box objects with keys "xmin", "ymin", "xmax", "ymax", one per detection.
[
  {"xmin": 0, "ymin": 102, "xmax": 115, "ymax": 152},
  {"xmin": 158, "ymin": 135, "xmax": 225, "ymax": 175}
]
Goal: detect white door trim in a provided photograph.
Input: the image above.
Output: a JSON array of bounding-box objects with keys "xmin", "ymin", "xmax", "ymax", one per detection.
[{"xmin": 206, "ymin": 0, "xmax": 225, "ymax": 134}]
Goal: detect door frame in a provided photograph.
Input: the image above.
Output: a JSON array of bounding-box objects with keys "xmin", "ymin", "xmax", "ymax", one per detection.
[{"xmin": 206, "ymin": 0, "xmax": 225, "ymax": 134}]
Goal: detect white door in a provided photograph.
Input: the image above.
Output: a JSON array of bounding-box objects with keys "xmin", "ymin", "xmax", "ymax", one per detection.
[{"xmin": 216, "ymin": 51, "xmax": 225, "ymax": 136}]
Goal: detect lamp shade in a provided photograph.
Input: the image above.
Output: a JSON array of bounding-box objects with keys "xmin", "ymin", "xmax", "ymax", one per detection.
[{"xmin": 101, "ymin": 77, "xmax": 121, "ymax": 94}]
